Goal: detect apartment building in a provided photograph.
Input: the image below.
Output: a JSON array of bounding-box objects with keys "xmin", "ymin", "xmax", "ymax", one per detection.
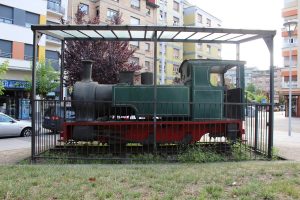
[
  {"xmin": 46, "ymin": 0, "xmax": 69, "ymax": 71},
  {"xmin": 183, "ymin": 6, "xmax": 222, "ymax": 60},
  {"xmin": 68, "ymin": 0, "xmax": 158, "ymax": 82},
  {"xmin": 157, "ymin": 0, "xmax": 183, "ymax": 84},
  {"xmin": 281, "ymin": 0, "xmax": 300, "ymax": 117},
  {"xmin": 225, "ymin": 67, "xmax": 282, "ymax": 103},
  {"xmin": 0, "ymin": 0, "xmax": 68, "ymax": 119},
  {"xmin": 0, "ymin": 0, "xmax": 47, "ymax": 118}
]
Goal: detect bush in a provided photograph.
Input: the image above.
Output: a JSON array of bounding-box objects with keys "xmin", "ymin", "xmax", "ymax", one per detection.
[{"xmin": 178, "ymin": 146, "xmax": 226, "ymax": 163}]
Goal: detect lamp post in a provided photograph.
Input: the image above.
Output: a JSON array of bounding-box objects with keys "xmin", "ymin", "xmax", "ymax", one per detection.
[{"xmin": 283, "ymin": 20, "xmax": 297, "ymax": 136}]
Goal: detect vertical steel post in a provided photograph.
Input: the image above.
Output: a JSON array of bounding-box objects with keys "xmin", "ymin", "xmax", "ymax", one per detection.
[
  {"xmin": 236, "ymin": 44, "xmax": 240, "ymax": 87},
  {"xmin": 254, "ymin": 104, "xmax": 258, "ymax": 152},
  {"xmin": 60, "ymin": 40, "xmax": 65, "ymax": 101},
  {"xmin": 153, "ymin": 32, "xmax": 157, "ymax": 151},
  {"xmin": 288, "ymin": 36, "xmax": 292, "ymax": 136},
  {"xmin": 31, "ymin": 31, "xmax": 38, "ymax": 162},
  {"xmin": 264, "ymin": 36, "xmax": 274, "ymax": 158}
]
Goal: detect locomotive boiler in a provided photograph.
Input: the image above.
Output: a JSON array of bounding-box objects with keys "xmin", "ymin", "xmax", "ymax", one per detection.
[{"xmin": 63, "ymin": 59, "xmax": 246, "ymax": 144}]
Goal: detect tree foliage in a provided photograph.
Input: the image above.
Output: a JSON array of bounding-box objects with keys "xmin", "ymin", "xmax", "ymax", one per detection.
[
  {"xmin": 63, "ymin": 10, "xmax": 140, "ymax": 86},
  {"xmin": 0, "ymin": 60, "xmax": 8, "ymax": 95},
  {"xmin": 246, "ymin": 83, "xmax": 256, "ymax": 93},
  {"xmin": 26, "ymin": 60, "xmax": 59, "ymax": 99},
  {"xmin": 245, "ymin": 83, "xmax": 268, "ymax": 103}
]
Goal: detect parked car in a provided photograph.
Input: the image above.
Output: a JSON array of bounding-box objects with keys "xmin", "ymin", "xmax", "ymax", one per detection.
[
  {"xmin": 42, "ymin": 106, "xmax": 75, "ymax": 133},
  {"xmin": 0, "ymin": 112, "xmax": 32, "ymax": 137},
  {"xmin": 274, "ymin": 106, "xmax": 280, "ymax": 112},
  {"xmin": 279, "ymin": 105, "xmax": 285, "ymax": 111}
]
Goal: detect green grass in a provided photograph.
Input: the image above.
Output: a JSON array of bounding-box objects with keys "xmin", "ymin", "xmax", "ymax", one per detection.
[{"xmin": 0, "ymin": 161, "xmax": 300, "ymax": 199}]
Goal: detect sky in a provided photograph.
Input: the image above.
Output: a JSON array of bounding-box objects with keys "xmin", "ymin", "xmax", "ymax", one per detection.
[{"xmin": 189, "ymin": 0, "xmax": 283, "ymax": 70}]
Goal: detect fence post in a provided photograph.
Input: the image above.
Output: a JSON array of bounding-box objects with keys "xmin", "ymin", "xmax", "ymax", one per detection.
[
  {"xmin": 31, "ymin": 31, "xmax": 38, "ymax": 163},
  {"xmin": 254, "ymin": 104, "xmax": 258, "ymax": 153}
]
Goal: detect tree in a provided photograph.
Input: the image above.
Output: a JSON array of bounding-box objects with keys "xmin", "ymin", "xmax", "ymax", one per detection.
[
  {"xmin": 0, "ymin": 60, "xmax": 8, "ymax": 95},
  {"xmin": 246, "ymin": 83, "xmax": 256, "ymax": 93},
  {"xmin": 26, "ymin": 60, "xmax": 59, "ymax": 99},
  {"xmin": 63, "ymin": 10, "xmax": 140, "ymax": 86}
]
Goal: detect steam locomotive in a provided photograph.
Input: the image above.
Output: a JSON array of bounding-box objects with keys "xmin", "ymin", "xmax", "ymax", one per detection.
[{"xmin": 62, "ymin": 59, "xmax": 245, "ymax": 145}]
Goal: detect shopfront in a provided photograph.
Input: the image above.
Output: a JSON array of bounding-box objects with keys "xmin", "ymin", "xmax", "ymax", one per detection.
[
  {"xmin": 284, "ymin": 94, "xmax": 300, "ymax": 117},
  {"xmin": 0, "ymin": 79, "xmax": 30, "ymax": 119}
]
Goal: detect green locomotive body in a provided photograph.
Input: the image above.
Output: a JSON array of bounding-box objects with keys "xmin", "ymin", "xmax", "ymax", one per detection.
[{"xmin": 112, "ymin": 59, "xmax": 245, "ymax": 120}]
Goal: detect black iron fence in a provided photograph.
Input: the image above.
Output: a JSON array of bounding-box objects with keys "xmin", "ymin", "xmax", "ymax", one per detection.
[{"xmin": 31, "ymin": 100, "xmax": 272, "ymax": 163}]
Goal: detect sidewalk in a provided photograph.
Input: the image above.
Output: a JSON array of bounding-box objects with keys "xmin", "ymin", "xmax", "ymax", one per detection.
[
  {"xmin": 0, "ymin": 148, "xmax": 30, "ymax": 164},
  {"xmin": 274, "ymin": 111, "xmax": 300, "ymax": 161},
  {"xmin": 274, "ymin": 131, "xmax": 300, "ymax": 160}
]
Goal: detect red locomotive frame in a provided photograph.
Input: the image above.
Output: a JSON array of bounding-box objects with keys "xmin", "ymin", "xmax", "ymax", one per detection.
[{"xmin": 62, "ymin": 120, "xmax": 244, "ymax": 144}]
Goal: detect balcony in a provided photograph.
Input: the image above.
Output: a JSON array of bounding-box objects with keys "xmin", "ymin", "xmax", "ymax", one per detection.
[
  {"xmin": 46, "ymin": 35, "xmax": 61, "ymax": 45},
  {"xmin": 0, "ymin": 17, "xmax": 13, "ymax": 24},
  {"xmin": 284, "ymin": 0, "xmax": 297, "ymax": 8},
  {"xmin": 0, "ymin": 52, "xmax": 12, "ymax": 58},
  {"xmin": 282, "ymin": 81, "xmax": 298, "ymax": 88},
  {"xmin": 47, "ymin": 1, "xmax": 65, "ymax": 15}
]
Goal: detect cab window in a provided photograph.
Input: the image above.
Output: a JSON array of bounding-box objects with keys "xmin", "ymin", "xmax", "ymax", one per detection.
[{"xmin": 210, "ymin": 73, "xmax": 223, "ymax": 87}]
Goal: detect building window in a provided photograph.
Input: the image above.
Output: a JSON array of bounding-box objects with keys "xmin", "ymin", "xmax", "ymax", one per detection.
[
  {"xmin": 207, "ymin": 45, "xmax": 211, "ymax": 53},
  {"xmin": 197, "ymin": 14, "xmax": 202, "ymax": 23},
  {"xmin": 96, "ymin": 6, "xmax": 99, "ymax": 17},
  {"xmin": 79, "ymin": 3, "xmax": 89, "ymax": 14},
  {"xmin": 173, "ymin": 48, "xmax": 180, "ymax": 59},
  {"xmin": 130, "ymin": 17, "xmax": 140, "ymax": 25},
  {"xmin": 47, "ymin": 0, "xmax": 64, "ymax": 14},
  {"xmin": 218, "ymin": 49, "xmax": 221, "ymax": 57},
  {"xmin": 0, "ymin": 5, "xmax": 13, "ymax": 24},
  {"xmin": 0, "ymin": 40, "xmax": 12, "ymax": 58},
  {"xmin": 197, "ymin": 43, "xmax": 202, "ymax": 49},
  {"xmin": 145, "ymin": 43, "xmax": 150, "ymax": 51},
  {"xmin": 173, "ymin": 64, "xmax": 179, "ymax": 75},
  {"xmin": 146, "ymin": 7, "xmax": 151, "ymax": 16},
  {"xmin": 130, "ymin": 57, "xmax": 139, "ymax": 65},
  {"xmin": 207, "ymin": 18, "xmax": 211, "ymax": 27},
  {"xmin": 107, "ymin": 8, "xmax": 118, "ymax": 19},
  {"xmin": 24, "ymin": 44, "xmax": 33, "ymax": 60},
  {"xmin": 159, "ymin": 63, "xmax": 167, "ymax": 73},
  {"xmin": 25, "ymin": 12, "xmax": 39, "ymax": 28},
  {"xmin": 173, "ymin": 1, "xmax": 179, "ymax": 12},
  {"xmin": 131, "ymin": 0, "xmax": 140, "ymax": 9},
  {"xmin": 46, "ymin": 50, "xmax": 60, "ymax": 70},
  {"xmin": 173, "ymin": 16, "xmax": 179, "ymax": 26},
  {"xmin": 159, "ymin": 10, "xmax": 167, "ymax": 20},
  {"xmin": 159, "ymin": 44, "xmax": 166, "ymax": 55},
  {"xmin": 130, "ymin": 17, "xmax": 140, "ymax": 48},
  {"xmin": 145, "ymin": 61, "xmax": 150, "ymax": 71}
]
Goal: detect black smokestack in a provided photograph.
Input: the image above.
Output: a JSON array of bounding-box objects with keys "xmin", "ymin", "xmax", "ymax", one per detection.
[{"xmin": 81, "ymin": 60, "xmax": 94, "ymax": 82}]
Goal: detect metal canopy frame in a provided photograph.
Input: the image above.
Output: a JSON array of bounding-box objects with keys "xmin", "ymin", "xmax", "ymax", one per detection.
[
  {"xmin": 32, "ymin": 25, "xmax": 275, "ymax": 44},
  {"xmin": 31, "ymin": 25, "xmax": 276, "ymax": 158}
]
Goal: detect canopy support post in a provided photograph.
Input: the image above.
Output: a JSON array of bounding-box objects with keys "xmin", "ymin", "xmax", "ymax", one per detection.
[
  {"xmin": 153, "ymin": 32, "xmax": 158, "ymax": 152},
  {"xmin": 264, "ymin": 36, "xmax": 274, "ymax": 159}
]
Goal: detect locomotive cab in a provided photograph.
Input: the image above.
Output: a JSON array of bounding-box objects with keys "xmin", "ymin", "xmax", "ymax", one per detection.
[{"xmin": 179, "ymin": 59, "xmax": 246, "ymax": 120}]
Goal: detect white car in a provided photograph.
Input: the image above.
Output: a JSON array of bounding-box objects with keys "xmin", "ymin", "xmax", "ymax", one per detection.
[{"xmin": 0, "ymin": 112, "xmax": 32, "ymax": 137}]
